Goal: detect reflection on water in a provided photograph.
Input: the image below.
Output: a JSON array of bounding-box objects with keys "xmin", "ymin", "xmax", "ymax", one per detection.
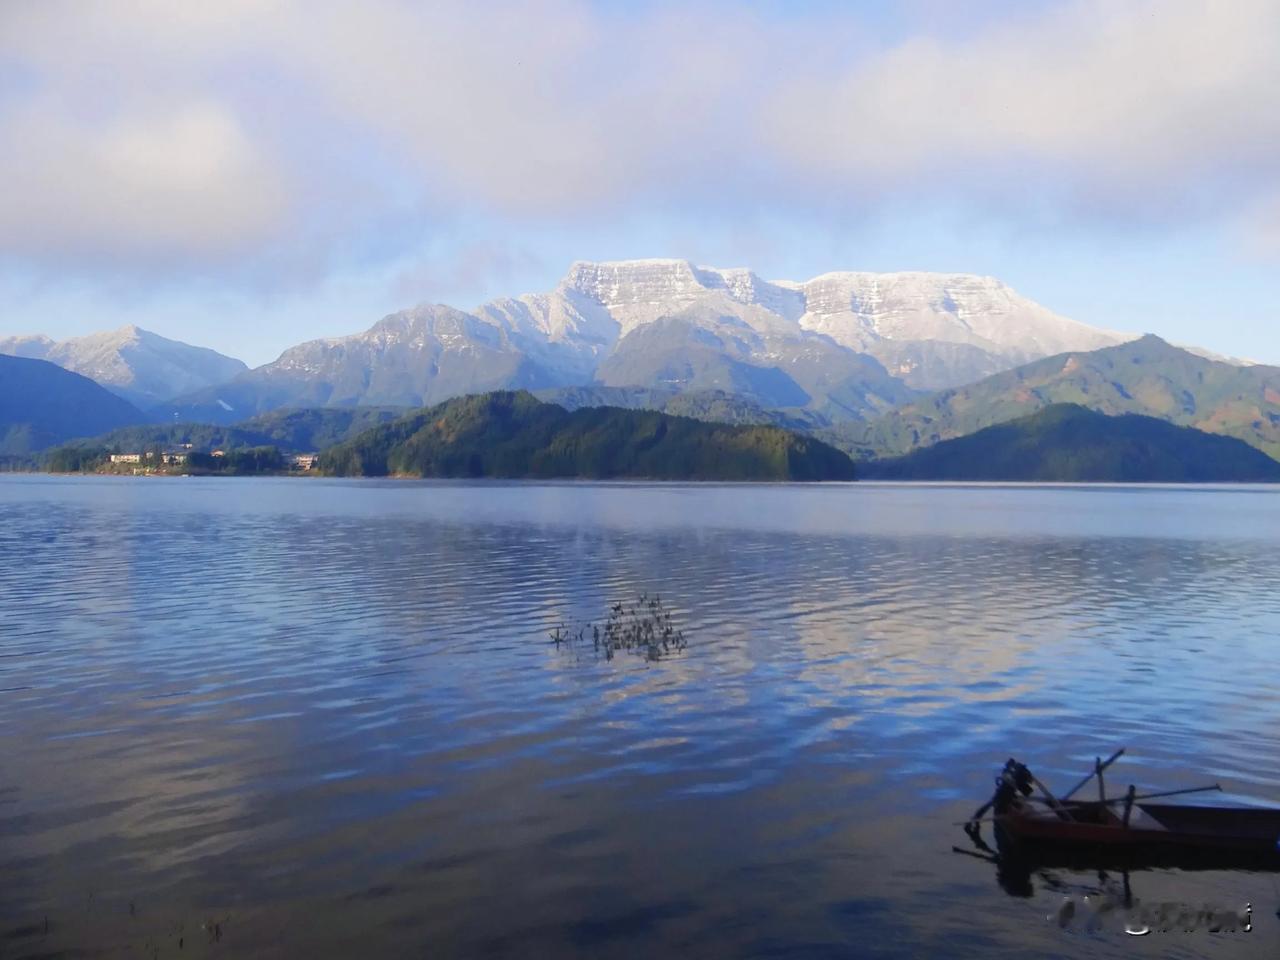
[{"xmin": 2, "ymin": 476, "xmax": 1280, "ymax": 958}]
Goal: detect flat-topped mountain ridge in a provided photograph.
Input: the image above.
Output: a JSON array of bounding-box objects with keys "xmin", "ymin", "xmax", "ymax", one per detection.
[{"xmin": 158, "ymin": 259, "xmax": 1133, "ymax": 424}]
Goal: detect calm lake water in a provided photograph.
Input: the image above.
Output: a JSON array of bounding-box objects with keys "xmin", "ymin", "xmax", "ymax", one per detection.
[{"xmin": 2, "ymin": 476, "xmax": 1280, "ymax": 958}]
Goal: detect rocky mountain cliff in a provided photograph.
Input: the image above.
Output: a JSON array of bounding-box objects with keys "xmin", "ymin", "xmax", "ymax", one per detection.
[
  {"xmin": 161, "ymin": 259, "xmax": 1132, "ymax": 424},
  {"xmin": 0, "ymin": 325, "xmax": 247, "ymax": 407}
]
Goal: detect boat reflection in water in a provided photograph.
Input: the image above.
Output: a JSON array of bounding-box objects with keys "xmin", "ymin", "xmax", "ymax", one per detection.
[{"xmin": 954, "ymin": 835, "xmax": 1259, "ymax": 935}]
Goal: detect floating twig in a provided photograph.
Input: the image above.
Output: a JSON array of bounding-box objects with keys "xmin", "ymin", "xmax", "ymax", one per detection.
[{"xmin": 549, "ymin": 593, "xmax": 688, "ymax": 662}]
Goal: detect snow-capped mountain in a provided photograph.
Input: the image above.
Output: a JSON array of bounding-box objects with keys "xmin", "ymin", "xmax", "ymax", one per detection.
[
  {"xmin": 0, "ymin": 325, "xmax": 247, "ymax": 407},
  {"xmin": 161, "ymin": 259, "xmax": 1137, "ymax": 423},
  {"xmin": 554, "ymin": 260, "xmax": 1129, "ymax": 388},
  {"xmin": 792, "ymin": 271, "xmax": 1128, "ymax": 387}
]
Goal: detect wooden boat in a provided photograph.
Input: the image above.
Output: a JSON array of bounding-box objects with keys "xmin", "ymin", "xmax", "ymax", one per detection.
[
  {"xmin": 998, "ymin": 797, "xmax": 1280, "ymax": 856},
  {"xmin": 966, "ymin": 751, "xmax": 1280, "ymax": 862}
]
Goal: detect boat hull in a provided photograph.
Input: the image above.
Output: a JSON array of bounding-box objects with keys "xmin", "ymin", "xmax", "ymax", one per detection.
[{"xmin": 996, "ymin": 801, "xmax": 1280, "ymax": 862}]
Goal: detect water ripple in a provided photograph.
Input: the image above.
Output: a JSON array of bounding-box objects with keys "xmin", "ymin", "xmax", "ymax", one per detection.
[{"xmin": 1, "ymin": 476, "xmax": 1279, "ymax": 958}]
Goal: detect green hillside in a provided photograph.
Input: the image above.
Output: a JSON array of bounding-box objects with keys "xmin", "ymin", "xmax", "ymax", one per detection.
[
  {"xmin": 861, "ymin": 404, "xmax": 1280, "ymax": 482},
  {"xmin": 537, "ymin": 385, "xmax": 827, "ymax": 431},
  {"xmin": 319, "ymin": 391, "xmax": 855, "ymax": 481},
  {"xmin": 0, "ymin": 355, "xmax": 148, "ymax": 454},
  {"xmin": 834, "ymin": 336, "xmax": 1280, "ymax": 460},
  {"xmin": 57, "ymin": 406, "xmax": 406, "ymax": 455},
  {"xmin": 240, "ymin": 407, "xmax": 407, "ymax": 450}
]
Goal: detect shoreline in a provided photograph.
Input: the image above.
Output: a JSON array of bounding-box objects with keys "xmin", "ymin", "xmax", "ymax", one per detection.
[{"xmin": 5, "ymin": 470, "xmax": 1280, "ymax": 489}]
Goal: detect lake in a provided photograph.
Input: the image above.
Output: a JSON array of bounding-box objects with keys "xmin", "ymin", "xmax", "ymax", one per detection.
[{"xmin": 2, "ymin": 476, "xmax": 1279, "ymax": 958}]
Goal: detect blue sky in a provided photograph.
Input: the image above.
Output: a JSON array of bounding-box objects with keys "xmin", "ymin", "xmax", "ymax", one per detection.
[{"xmin": 1, "ymin": 0, "xmax": 1278, "ymax": 367}]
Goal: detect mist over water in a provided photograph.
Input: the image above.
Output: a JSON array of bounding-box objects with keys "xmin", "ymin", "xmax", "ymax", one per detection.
[{"xmin": 2, "ymin": 476, "xmax": 1279, "ymax": 958}]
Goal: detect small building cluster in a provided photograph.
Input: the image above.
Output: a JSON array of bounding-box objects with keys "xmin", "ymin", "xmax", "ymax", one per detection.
[
  {"xmin": 105, "ymin": 450, "xmax": 318, "ymax": 471},
  {"xmin": 110, "ymin": 450, "xmax": 188, "ymax": 464}
]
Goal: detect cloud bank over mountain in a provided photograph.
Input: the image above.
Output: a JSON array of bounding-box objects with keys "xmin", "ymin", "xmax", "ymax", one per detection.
[{"xmin": 2, "ymin": 0, "xmax": 1277, "ymax": 284}]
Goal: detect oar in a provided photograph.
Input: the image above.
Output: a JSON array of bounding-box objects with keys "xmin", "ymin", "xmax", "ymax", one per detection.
[
  {"xmin": 954, "ymin": 814, "xmax": 1027, "ymax": 827},
  {"xmin": 1060, "ymin": 747, "xmax": 1125, "ymax": 801},
  {"xmin": 1097, "ymin": 783, "xmax": 1222, "ymax": 804},
  {"xmin": 1026, "ymin": 770, "xmax": 1074, "ymax": 821},
  {"xmin": 951, "ymin": 845, "xmax": 999, "ymax": 863}
]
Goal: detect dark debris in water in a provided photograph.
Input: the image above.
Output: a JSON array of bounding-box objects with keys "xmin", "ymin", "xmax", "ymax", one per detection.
[{"xmin": 549, "ymin": 593, "xmax": 687, "ymax": 662}]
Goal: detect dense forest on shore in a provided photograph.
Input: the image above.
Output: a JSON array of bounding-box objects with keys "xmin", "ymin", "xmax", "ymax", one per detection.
[{"xmin": 56, "ymin": 407, "xmax": 405, "ymax": 456}]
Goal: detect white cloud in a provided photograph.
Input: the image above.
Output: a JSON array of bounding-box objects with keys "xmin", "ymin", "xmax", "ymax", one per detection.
[
  {"xmin": 763, "ymin": 0, "xmax": 1280, "ymax": 206},
  {"xmin": 389, "ymin": 241, "xmax": 548, "ymax": 306},
  {"xmin": 0, "ymin": 0, "xmax": 1276, "ymax": 282},
  {"xmin": 0, "ymin": 99, "xmax": 288, "ymax": 263},
  {"xmin": 1237, "ymin": 193, "xmax": 1280, "ymax": 261}
]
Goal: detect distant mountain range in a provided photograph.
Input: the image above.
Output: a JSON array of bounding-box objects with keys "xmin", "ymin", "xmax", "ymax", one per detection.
[
  {"xmin": 8, "ymin": 258, "xmax": 1280, "ymax": 483},
  {"xmin": 148, "ymin": 259, "xmax": 1130, "ymax": 424},
  {"xmin": 862, "ymin": 404, "xmax": 1280, "ymax": 482},
  {"xmin": 839, "ymin": 335, "xmax": 1280, "ymax": 460},
  {"xmin": 0, "ymin": 325, "xmax": 246, "ymax": 407},
  {"xmin": 0, "ymin": 355, "xmax": 148, "ymax": 455}
]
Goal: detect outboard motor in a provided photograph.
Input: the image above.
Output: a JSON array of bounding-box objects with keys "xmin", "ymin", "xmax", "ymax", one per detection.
[
  {"xmin": 964, "ymin": 757, "xmax": 1037, "ymax": 844},
  {"xmin": 992, "ymin": 758, "xmax": 1034, "ymax": 814}
]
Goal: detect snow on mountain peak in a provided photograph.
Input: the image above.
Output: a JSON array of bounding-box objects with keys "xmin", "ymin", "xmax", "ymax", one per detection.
[
  {"xmin": 559, "ymin": 259, "xmax": 807, "ymax": 330},
  {"xmin": 792, "ymin": 270, "xmax": 1129, "ymax": 364},
  {"xmin": 547, "ymin": 260, "xmax": 1127, "ymax": 361},
  {"xmin": 0, "ymin": 326, "xmax": 247, "ymax": 406}
]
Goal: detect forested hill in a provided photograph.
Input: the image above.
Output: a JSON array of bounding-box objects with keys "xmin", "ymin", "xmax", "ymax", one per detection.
[
  {"xmin": 318, "ymin": 391, "xmax": 856, "ymax": 481},
  {"xmin": 838, "ymin": 335, "xmax": 1280, "ymax": 460},
  {"xmin": 0, "ymin": 355, "xmax": 147, "ymax": 455},
  {"xmin": 860, "ymin": 404, "xmax": 1280, "ymax": 483},
  {"xmin": 536, "ymin": 386, "xmax": 826, "ymax": 432}
]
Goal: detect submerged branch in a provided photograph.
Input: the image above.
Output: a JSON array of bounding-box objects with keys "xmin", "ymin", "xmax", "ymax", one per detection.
[{"xmin": 549, "ymin": 593, "xmax": 688, "ymax": 662}]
